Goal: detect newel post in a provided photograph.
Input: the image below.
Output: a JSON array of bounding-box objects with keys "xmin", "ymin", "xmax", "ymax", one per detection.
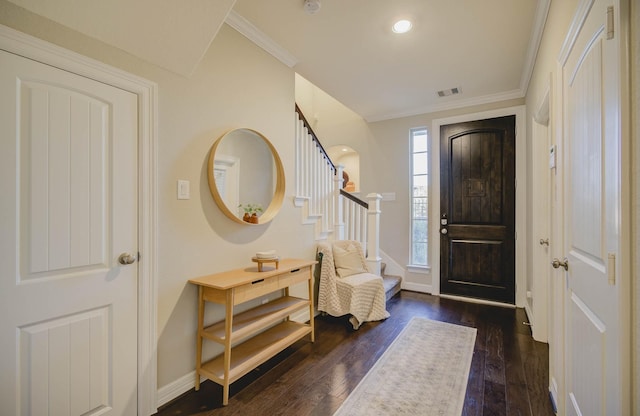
[
  {"xmin": 334, "ymin": 164, "xmax": 345, "ymax": 240},
  {"xmin": 366, "ymin": 193, "xmax": 382, "ymax": 275}
]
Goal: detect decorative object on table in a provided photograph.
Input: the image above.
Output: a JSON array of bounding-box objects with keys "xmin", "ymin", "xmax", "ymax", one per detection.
[
  {"xmin": 255, "ymin": 250, "xmax": 277, "ymax": 259},
  {"xmin": 238, "ymin": 203, "xmax": 263, "ymax": 224},
  {"xmin": 252, "ymin": 250, "xmax": 279, "ymax": 271}
]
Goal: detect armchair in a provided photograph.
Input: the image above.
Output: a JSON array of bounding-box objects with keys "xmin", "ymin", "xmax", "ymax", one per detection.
[{"xmin": 316, "ymin": 240, "xmax": 389, "ymax": 329}]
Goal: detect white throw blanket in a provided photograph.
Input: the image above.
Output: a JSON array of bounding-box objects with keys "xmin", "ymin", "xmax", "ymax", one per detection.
[{"xmin": 317, "ymin": 241, "xmax": 389, "ymax": 329}]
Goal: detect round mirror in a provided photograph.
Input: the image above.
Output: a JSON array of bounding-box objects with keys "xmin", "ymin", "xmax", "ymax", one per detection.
[{"xmin": 207, "ymin": 128, "xmax": 285, "ymax": 225}]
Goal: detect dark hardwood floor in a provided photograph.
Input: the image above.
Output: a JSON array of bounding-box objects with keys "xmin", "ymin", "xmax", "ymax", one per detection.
[{"xmin": 156, "ymin": 291, "xmax": 554, "ymax": 416}]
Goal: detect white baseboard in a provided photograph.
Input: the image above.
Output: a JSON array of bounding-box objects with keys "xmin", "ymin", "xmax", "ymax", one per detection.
[
  {"xmin": 439, "ymin": 294, "xmax": 516, "ymax": 308},
  {"xmin": 524, "ymin": 304, "xmax": 534, "ymax": 325},
  {"xmin": 549, "ymin": 377, "xmax": 559, "ymax": 413},
  {"xmin": 401, "ymin": 281, "xmax": 432, "ymax": 293},
  {"xmin": 157, "ymin": 371, "xmax": 203, "ymax": 408}
]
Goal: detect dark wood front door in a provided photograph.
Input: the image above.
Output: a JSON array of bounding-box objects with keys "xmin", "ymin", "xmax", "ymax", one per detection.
[{"xmin": 440, "ymin": 116, "xmax": 516, "ymax": 303}]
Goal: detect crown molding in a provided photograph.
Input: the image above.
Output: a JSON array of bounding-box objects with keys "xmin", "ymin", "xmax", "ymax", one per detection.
[
  {"xmin": 519, "ymin": 0, "xmax": 552, "ymax": 95},
  {"xmin": 364, "ymin": 88, "xmax": 524, "ymax": 123},
  {"xmin": 225, "ymin": 10, "xmax": 298, "ymax": 68}
]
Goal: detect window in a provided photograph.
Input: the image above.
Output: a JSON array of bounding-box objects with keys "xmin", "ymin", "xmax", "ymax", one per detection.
[{"xmin": 410, "ymin": 128, "xmax": 429, "ymax": 267}]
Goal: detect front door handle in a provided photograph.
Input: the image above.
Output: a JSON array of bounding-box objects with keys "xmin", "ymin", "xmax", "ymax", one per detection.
[{"xmin": 551, "ymin": 257, "xmax": 569, "ymax": 271}]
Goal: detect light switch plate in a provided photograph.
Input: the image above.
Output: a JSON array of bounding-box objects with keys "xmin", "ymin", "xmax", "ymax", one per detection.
[{"xmin": 177, "ymin": 180, "xmax": 190, "ymax": 200}]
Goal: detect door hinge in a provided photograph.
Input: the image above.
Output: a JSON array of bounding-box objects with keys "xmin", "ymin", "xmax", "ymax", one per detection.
[
  {"xmin": 606, "ymin": 6, "xmax": 614, "ymax": 40},
  {"xmin": 607, "ymin": 253, "xmax": 615, "ymax": 285},
  {"xmin": 515, "ymin": 231, "xmax": 518, "ymax": 241}
]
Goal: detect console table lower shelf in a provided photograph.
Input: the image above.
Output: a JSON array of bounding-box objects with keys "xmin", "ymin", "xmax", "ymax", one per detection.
[
  {"xmin": 188, "ymin": 258, "xmax": 316, "ymax": 405},
  {"xmin": 199, "ymin": 320, "xmax": 311, "ymax": 384}
]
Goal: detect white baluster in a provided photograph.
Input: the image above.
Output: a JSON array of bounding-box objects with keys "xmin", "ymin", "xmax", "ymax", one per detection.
[
  {"xmin": 302, "ymin": 127, "xmax": 309, "ymax": 198},
  {"xmin": 360, "ymin": 205, "xmax": 368, "ymax": 248},
  {"xmin": 294, "ymin": 113, "xmax": 302, "ymax": 196},
  {"xmin": 335, "ymin": 165, "xmax": 344, "ymax": 240},
  {"xmin": 323, "ymin": 163, "xmax": 329, "ymax": 232},
  {"xmin": 350, "ymin": 201, "xmax": 356, "ymax": 240}
]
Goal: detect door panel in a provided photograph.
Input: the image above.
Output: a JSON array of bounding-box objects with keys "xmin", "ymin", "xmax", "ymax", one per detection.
[
  {"xmin": 0, "ymin": 50, "xmax": 138, "ymax": 415},
  {"xmin": 440, "ymin": 116, "xmax": 516, "ymax": 303},
  {"xmin": 561, "ymin": 0, "xmax": 625, "ymax": 413},
  {"xmin": 19, "ymin": 308, "xmax": 110, "ymax": 415},
  {"xmin": 21, "ymin": 80, "xmax": 109, "ymax": 278}
]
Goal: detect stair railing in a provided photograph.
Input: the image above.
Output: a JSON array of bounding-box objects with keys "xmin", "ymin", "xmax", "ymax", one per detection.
[
  {"xmin": 338, "ymin": 187, "xmax": 367, "ymax": 244},
  {"xmin": 294, "ymin": 104, "xmax": 335, "ymax": 239},
  {"xmin": 294, "ymin": 104, "xmax": 381, "ymax": 274}
]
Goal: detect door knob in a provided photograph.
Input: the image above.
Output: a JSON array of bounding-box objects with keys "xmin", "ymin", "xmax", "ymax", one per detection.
[
  {"xmin": 539, "ymin": 238, "xmax": 549, "ymax": 246},
  {"xmin": 551, "ymin": 257, "xmax": 568, "ymax": 271},
  {"xmin": 118, "ymin": 252, "xmax": 137, "ymax": 265}
]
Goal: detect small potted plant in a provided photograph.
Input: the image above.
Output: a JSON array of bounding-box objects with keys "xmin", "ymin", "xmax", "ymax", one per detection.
[{"xmin": 238, "ymin": 203, "xmax": 263, "ymax": 224}]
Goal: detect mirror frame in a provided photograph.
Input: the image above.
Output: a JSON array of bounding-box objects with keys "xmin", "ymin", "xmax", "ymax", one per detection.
[{"xmin": 207, "ymin": 128, "xmax": 285, "ymax": 225}]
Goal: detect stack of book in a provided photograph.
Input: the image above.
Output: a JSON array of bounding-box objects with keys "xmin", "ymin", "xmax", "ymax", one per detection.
[{"xmin": 255, "ymin": 250, "xmax": 278, "ymax": 260}]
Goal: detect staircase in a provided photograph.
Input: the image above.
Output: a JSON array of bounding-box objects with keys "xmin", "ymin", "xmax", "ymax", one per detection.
[
  {"xmin": 381, "ymin": 262, "xmax": 402, "ymax": 301},
  {"xmin": 293, "ymin": 104, "xmax": 385, "ymax": 275},
  {"xmin": 294, "ymin": 103, "xmax": 404, "ymax": 300}
]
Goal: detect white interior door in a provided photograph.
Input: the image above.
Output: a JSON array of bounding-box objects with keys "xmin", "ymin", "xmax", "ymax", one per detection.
[
  {"xmin": 559, "ymin": 0, "xmax": 628, "ymax": 414},
  {"xmin": 0, "ymin": 50, "xmax": 139, "ymax": 415},
  {"xmin": 549, "ymin": 71, "xmax": 566, "ymax": 413},
  {"xmin": 529, "ymin": 92, "xmax": 551, "ymax": 343}
]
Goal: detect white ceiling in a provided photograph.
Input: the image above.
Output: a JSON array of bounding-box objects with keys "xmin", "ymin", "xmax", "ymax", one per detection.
[
  {"xmin": 8, "ymin": 0, "xmax": 236, "ymax": 76},
  {"xmin": 9, "ymin": 0, "xmax": 549, "ymax": 122},
  {"xmin": 231, "ymin": 0, "xmax": 548, "ymax": 122}
]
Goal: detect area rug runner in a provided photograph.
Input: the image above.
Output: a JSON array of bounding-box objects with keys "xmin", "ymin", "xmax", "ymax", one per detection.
[{"xmin": 333, "ymin": 317, "xmax": 477, "ymax": 416}]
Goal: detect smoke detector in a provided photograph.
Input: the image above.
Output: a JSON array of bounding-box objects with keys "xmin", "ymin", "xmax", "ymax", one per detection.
[{"xmin": 304, "ymin": 0, "xmax": 321, "ymax": 15}]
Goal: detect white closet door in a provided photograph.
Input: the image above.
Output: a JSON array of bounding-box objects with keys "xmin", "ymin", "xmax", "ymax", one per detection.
[
  {"xmin": 560, "ymin": 0, "xmax": 628, "ymax": 414},
  {"xmin": 0, "ymin": 49, "xmax": 139, "ymax": 416}
]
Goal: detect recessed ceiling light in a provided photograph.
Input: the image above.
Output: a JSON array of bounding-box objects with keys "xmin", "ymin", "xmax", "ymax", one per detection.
[{"xmin": 392, "ymin": 19, "xmax": 412, "ymax": 34}]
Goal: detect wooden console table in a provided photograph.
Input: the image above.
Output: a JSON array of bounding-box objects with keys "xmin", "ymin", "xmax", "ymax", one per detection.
[{"xmin": 188, "ymin": 258, "xmax": 316, "ymax": 405}]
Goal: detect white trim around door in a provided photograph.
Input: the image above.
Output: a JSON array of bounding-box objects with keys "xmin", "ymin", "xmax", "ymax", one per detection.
[{"xmin": 0, "ymin": 24, "xmax": 159, "ymax": 415}]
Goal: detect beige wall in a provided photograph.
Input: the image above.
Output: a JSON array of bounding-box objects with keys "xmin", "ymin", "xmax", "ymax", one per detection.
[{"xmin": 0, "ymin": 0, "xmax": 318, "ymax": 390}]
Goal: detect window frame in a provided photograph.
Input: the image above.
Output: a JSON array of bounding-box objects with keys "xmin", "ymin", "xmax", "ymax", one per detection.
[{"xmin": 408, "ymin": 127, "xmax": 431, "ymax": 272}]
